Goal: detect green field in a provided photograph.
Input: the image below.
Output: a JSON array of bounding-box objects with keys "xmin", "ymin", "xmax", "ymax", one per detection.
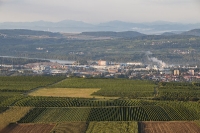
[
  {"xmin": 86, "ymin": 121, "xmax": 138, "ymax": 133},
  {"xmin": 49, "ymin": 78, "xmax": 155, "ymax": 98},
  {"xmin": 14, "ymin": 97, "xmax": 154, "ymax": 107},
  {"xmin": 17, "ymin": 101, "xmax": 200, "ymax": 122},
  {"xmin": 0, "ymin": 76, "xmax": 65, "ymax": 92},
  {"xmin": 154, "ymin": 82, "xmax": 200, "ymax": 101},
  {"xmin": 0, "ymin": 92, "xmax": 23, "ymax": 107},
  {"xmin": 0, "ymin": 76, "xmax": 200, "ymax": 132}
]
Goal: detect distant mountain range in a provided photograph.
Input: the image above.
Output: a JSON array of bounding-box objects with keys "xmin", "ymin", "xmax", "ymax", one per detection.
[
  {"xmin": 0, "ymin": 20, "xmax": 200, "ymax": 34},
  {"xmin": 1, "ymin": 29, "xmax": 200, "ymax": 39}
]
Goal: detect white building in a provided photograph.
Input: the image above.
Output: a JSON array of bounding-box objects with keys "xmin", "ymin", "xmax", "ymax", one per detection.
[
  {"xmin": 98, "ymin": 60, "xmax": 107, "ymax": 66},
  {"xmin": 188, "ymin": 70, "xmax": 194, "ymax": 76},
  {"xmin": 174, "ymin": 70, "xmax": 180, "ymax": 76},
  {"xmin": 127, "ymin": 62, "xmax": 143, "ymax": 66}
]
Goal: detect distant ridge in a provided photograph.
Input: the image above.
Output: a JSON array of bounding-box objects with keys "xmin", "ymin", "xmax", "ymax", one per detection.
[
  {"xmin": 1, "ymin": 29, "xmax": 200, "ymax": 39},
  {"xmin": 0, "ymin": 29, "xmax": 62, "ymax": 37},
  {"xmin": 1, "ymin": 20, "xmax": 200, "ymax": 34},
  {"xmin": 80, "ymin": 31, "xmax": 145, "ymax": 38},
  {"xmin": 181, "ymin": 29, "xmax": 200, "ymax": 36}
]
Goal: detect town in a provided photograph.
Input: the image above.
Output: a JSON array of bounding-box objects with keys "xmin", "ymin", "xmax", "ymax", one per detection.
[{"xmin": 0, "ymin": 57, "xmax": 200, "ymax": 82}]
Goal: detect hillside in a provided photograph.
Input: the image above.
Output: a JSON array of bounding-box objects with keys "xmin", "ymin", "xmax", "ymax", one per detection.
[
  {"xmin": 0, "ymin": 29, "xmax": 200, "ymax": 64},
  {"xmin": 1, "ymin": 20, "xmax": 200, "ymax": 34},
  {"xmin": 80, "ymin": 31, "xmax": 145, "ymax": 38},
  {"xmin": 0, "ymin": 29, "xmax": 62, "ymax": 38},
  {"xmin": 181, "ymin": 29, "xmax": 200, "ymax": 36}
]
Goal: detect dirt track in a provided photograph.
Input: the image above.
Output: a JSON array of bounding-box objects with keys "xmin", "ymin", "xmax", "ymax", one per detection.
[{"xmin": 139, "ymin": 121, "xmax": 200, "ymax": 133}]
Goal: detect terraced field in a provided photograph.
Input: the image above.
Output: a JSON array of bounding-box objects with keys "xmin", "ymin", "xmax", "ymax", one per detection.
[
  {"xmin": 0, "ymin": 77, "xmax": 200, "ymax": 133},
  {"xmin": 14, "ymin": 98, "xmax": 155, "ymax": 107},
  {"xmin": 18, "ymin": 102, "xmax": 200, "ymax": 123}
]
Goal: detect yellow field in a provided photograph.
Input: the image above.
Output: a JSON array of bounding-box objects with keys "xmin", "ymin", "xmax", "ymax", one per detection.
[
  {"xmin": 0, "ymin": 106, "xmax": 32, "ymax": 130},
  {"xmin": 29, "ymin": 88, "xmax": 102, "ymax": 98}
]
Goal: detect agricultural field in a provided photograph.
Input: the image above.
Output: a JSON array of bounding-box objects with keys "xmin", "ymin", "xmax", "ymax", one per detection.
[
  {"xmin": 14, "ymin": 97, "xmax": 153, "ymax": 107},
  {"xmin": 0, "ymin": 76, "xmax": 65, "ymax": 92},
  {"xmin": 12, "ymin": 97, "xmax": 200, "ymax": 121},
  {"xmin": 0, "ymin": 92, "xmax": 23, "ymax": 107},
  {"xmin": 156, "ymin": 82, "xmax": 200, "ymax": 101},
  {"xmin": 0, "ymin": 123, "xmax": 55, "ymax": 133},
  {"xmin": 0, "ymin": 106, "xmax": 32, "ymax": 130},
  {"xmin": 19, "ymin": 108, "xmax": 91, "ymax": 123},
  {"xmin": 139, "ymin": 121, "xmax": 200, "ymax": 133},
  {"xmin": 17, "ymin": 101, "xmax": 200, "ymax": 122},
  {"xmin": 86, "ymin": 121, "xmax": 138, "ymax": 133},
  {"xmin": 0, "ymin": 76, "xmax": 200, "ymax": 132},
  {"xmin": 48, "ymin": 78, "xmax": 155, "ymax": 98},
  {"xmin": 51, "ymin": 122, "xmax": 87, "ymax": 133},
  {"xmin": 29, "ymin": 88, "xmax": 102, "ymax": 98}
]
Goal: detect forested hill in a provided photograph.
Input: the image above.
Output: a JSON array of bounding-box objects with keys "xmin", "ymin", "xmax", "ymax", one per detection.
[
  {"xmin": 80, "ymin": 31, "xmax": 145, "ymax": 38},
  {"xmin": 1, "ymin": 29, "xmax": 200, "ymax": 39},
  {"xmin": 0, "ymin": 29, "xmax": 62, "ymax": 37},
  {"xmin": 80, "ymin": 29, "xmax": 200, "ymax": 38},
  {"xmin": 181, "ymin": 29, "xmax": 200, "ymax": 36},
  {"xmin": 0, "ymin": 28, "xmax": 200, "ymax": 64}
]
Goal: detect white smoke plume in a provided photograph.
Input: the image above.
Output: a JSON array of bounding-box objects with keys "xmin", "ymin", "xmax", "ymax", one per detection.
[
  {"xmin": 145, "ymin": 51, "xmax": 167, "ymax": 68},
  {"xmin": 149, "ymin": 57, "xmax": 167, "ymax": 68}
]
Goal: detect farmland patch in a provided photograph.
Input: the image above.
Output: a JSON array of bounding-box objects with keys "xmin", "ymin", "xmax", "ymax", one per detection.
[
  {"xmin": 139, "ymin": 121, "xmax": 200, "ymax": 133},
  {"xmin": 0, "ymin": 123, "xmax": 55, "ymax": 133},
  {"xmin": 29, "ymin": 88, "xmax": 101, "ymax": 98},
  {"xmin": 86, "ymin": 121, "xmax": 138, "ymax": 133},
  {"xmin": 52, "ymin": 122, "xmax": 87, "ymax": 133},
  {"xmin": 49, "ymin": 78, "xmax": 155, "ymax": 98},
  {"xmin": 0, "ymin": 76, "xmax": 65, "ymax": 92},
  {"xmin": 0, "ymin": 106, "xmax": 32, "ymax": 131}
]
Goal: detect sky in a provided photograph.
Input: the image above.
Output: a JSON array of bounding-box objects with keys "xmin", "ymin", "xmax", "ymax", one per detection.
[{"xmin": 0, "ymin": 0, "xmax": 200, "ymax": 23}]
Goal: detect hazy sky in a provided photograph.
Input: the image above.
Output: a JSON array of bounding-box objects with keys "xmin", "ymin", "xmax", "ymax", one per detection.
[{"xmin": 0, "ymin": 0, "xmax": 200, "ymax": 23}]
